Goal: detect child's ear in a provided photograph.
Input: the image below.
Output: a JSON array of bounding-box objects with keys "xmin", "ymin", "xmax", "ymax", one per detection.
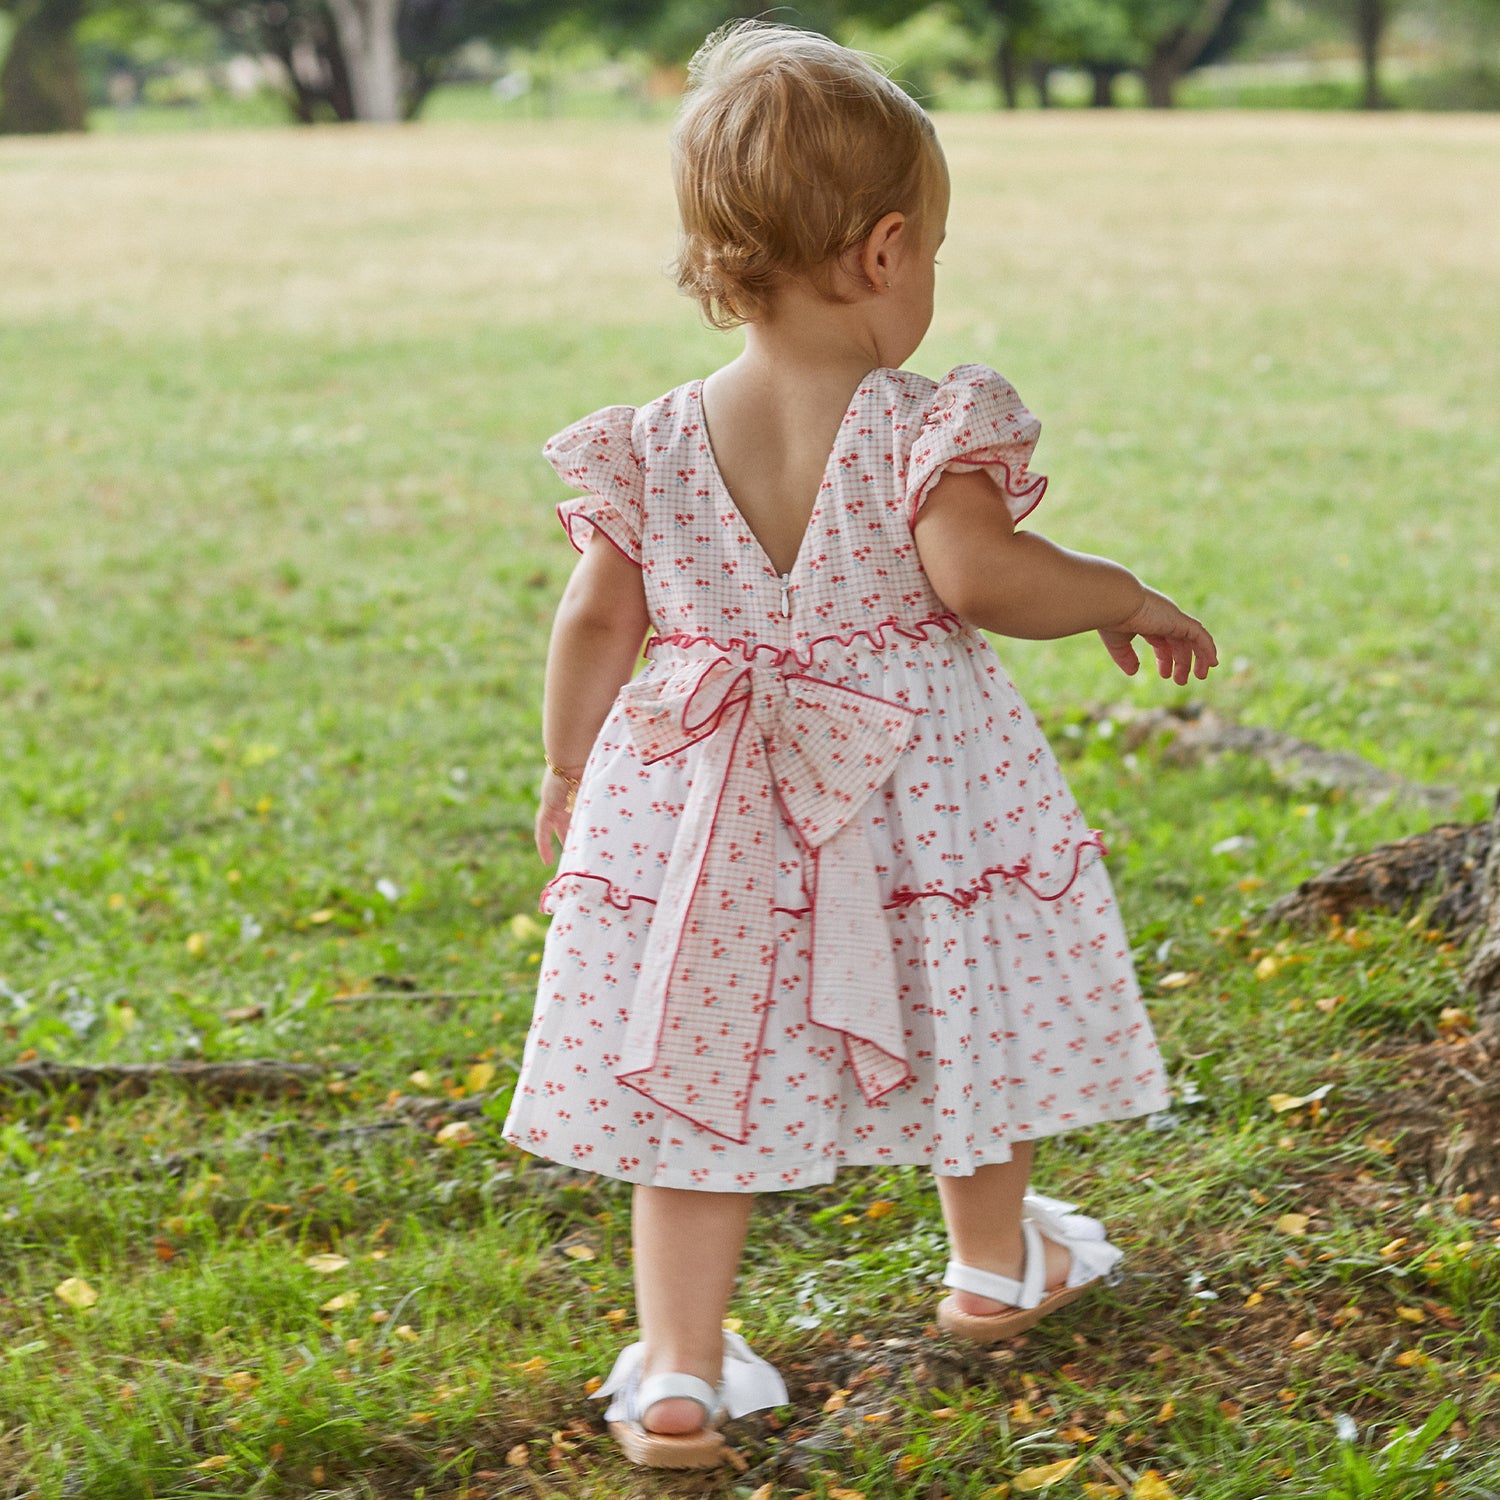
[{"xmin": 856, "ymin": 211, "xmax": 908, "ymax": 292}]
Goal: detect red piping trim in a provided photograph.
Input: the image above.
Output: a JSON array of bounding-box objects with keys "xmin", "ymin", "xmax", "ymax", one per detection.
[
  {"xmin": 907, "ymin": 459, "xmax": 1048, "ymax": 530},
  {"xmin": 556, "ymin": 503, "xmax": 644, "ymax": 567},
  {"xmin": 540, "ymin": 834, "xmax": 1107, "ymax": 918},
  {"xmin": 646, "ymin": 613, "xmax": 966, "ymax": 671}
]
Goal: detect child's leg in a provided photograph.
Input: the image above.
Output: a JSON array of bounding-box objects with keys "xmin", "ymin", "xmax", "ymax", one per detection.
[
  {"xmin": 632, "ymin": 1184, "xmax": 754, "ymax": 1433},
  {"xmin": 934, "ymin": 1144, "xmax": 1070, "ymax": 1315}
]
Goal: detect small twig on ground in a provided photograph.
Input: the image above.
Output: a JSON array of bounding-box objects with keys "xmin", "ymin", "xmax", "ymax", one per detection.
[
  {"xmin": 76, "ymin": 1087, "xmax": 507, "ymax": 1180},
  {"xmin": 0, "ymin": 1059, "xmax": 340, "ymax": 1101},
  {"xmin": 328, "ymin": 988, "xmax": 505, "ymax": 1005}
]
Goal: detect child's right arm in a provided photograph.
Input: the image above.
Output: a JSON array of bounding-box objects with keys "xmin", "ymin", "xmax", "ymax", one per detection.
[
  {"xmin": 913, "ymin": 469, "xmax": 1217, "ymax": 684},
  {"xmin": 535, "ymin": 532, "xmax": 651, "ymax": 860}
]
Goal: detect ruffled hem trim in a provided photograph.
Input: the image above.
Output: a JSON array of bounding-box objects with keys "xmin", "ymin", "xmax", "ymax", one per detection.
[
  {"xmin": 539, "ymin": 835, "xmax": 1107, "ymax": 919},
  {"xmin": 645, "ymin": 612, "xmax": 966, "ymax": 671},
  {"xmin": 501, "ymin": 1083, "xmax": 1172, "ymax": 1193}
]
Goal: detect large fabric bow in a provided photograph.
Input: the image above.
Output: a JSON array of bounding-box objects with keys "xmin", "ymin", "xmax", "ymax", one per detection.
[{"xmin": 612, "ymin": 654, "xmax": 921, "ymax": 1142}]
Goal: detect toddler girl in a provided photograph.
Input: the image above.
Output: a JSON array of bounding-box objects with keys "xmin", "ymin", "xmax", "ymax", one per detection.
[{"xmin": 502, "ymin": 21, "xmax": 1216, "ymax": 1470}]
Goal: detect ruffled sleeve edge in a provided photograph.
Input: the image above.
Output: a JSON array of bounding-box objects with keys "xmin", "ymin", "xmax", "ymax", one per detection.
[
  {"xmin": 543, "ymin": 405, "xmax": 645, "ymax": 567},
  {"xmin": 905, "ymin": 364, "xmax": 1048, "ymax": 529}
]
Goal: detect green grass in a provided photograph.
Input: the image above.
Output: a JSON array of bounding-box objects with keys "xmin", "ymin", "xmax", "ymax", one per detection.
[{"xmin": 2, "ymin": 114, "xmax": 1499, "ymax": 1498}]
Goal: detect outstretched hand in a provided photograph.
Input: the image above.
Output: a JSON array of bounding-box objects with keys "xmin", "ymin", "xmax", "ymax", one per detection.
[{"xmin": 1098, "ymin": 587, "xmax": 1218, "ymax": 685}]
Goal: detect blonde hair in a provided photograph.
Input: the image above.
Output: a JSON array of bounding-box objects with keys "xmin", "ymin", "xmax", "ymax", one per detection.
[{"xmin": 672, "ymin": 22, "xmax": 941, "ymax": 330}]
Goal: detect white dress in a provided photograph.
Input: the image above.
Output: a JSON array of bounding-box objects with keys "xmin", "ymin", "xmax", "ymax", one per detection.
[{"xmin": 502, "ymin": 365, "xmax": 1169, "ymax": 1191}]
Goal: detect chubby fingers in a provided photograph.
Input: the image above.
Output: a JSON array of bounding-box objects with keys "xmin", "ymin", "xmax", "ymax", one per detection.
[{"xmin": 534, "ymin": 810, "xmax": 568, "ymax": 862}]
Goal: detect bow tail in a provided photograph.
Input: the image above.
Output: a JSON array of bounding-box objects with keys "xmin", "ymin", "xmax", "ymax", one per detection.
[
  {"xmin": 616, "ymin": 705, "xmax": 779, "ymax": 1144},
  {"xmin": 805, "ymin": 820, "xmax": 912, "ymax": 1104}
]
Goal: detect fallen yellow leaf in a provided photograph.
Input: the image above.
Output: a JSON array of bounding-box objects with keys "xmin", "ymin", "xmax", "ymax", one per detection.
[
  {"xmin": 407, "ymin": 1069, "xmax": 435, "ymax": 1091},
  {"xmin": 303, "ymin": 1254, "xmax": 349, "ymax": 1274},
  {"xmin": 465, "ymin": 1061, "xmax": 496, "ymax": 1092},
  {"xmin": 392, "ymin": 1324, "xmax": 420, "ymax": 1343},
  {"xmin": 435, "ymin": 1120, "xmax": 477, "ymax": 1147},
  {"xmin": 53, "ymin": 1277, "xmax": 98, "ymax": 1310},
  {"xmin": 1255, "ymin": 955, "xmax": 1281, "ymax": 980},
  {"xmin": 1394, "ymin": 1350, "xmax": 1434, "ymax": 1369},
  {"xmin": 1132, "ymin": 1472, "xmax": 1176, "ymax": 1500},
  {"xmin": 506, "ymin": 1443, "xmax": 529, "ymax": 1467},
  {"xmin": 1009, "ymin": 1397, "xmax": 1039, "ymax": 1426},
  {"xmin": 1158, "ymin": 971, "xmax": 1196, "ymax": 989},
  {"xmin": 1083, "ymin": 1486, "xmax": 1124, "ymax": 1500},
  {"xmin": 1290, "ymin": 1330, "xmax": 1317, "ymax": 1349},
  {"xmin": 221, "ymin": 1371, "xmax": 258, "ymax": 1396},
  {"xmin": 1275, "ymin": 1214, "xmax": 1310, "ymax": 1237},
  {"xmin": 195, "ymin": 1455, "xmax": 232, "ymax": 1472},
  {"xmin": 1013, "ymin": 1458, "xmax": 1080, "ymax": 1491},
  {"xmin": 1244, "ymin": 1291, "xmax": 1264, "ymax": 1307},
  {"xmin": 562, "ymin": 1244, "xmax": 596, "ymax": 1261},
  {"xmin": 320, "ymin": 1291, "xmax": 361, "ymax": 1312},
  {"xmin": 822, "ymin": 1389, "xmax": 850, "ymax": 1412},
  {"xmin": 1155, "ymin": 1399, "xmax": 1176, "ymax": 1422},
  {"xmin": 1395, "ymin": 1306, "xmax": 1427, "ymax": 1324},
  {"xmin": 828, "ymin": 1490, "xmax": 867, "ymax": 1500},
  {"xmin": 866, "ymin": 1200, "xmax": 895, "ymax": 1219},
  {"xmin": 185, "ymin": 932, "xmax": 207, "ymax": 956}
]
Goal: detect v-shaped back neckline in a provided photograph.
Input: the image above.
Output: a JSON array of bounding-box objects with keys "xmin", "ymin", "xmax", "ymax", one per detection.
[{"xmin": 694, "ymin": 371, "xmax": 882, "ymax": 583}]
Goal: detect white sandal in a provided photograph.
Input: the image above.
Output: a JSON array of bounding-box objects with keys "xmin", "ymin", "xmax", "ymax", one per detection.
[
  {"xmin": 937, "ymin": 1193, "xmax": 1124, "ymax": 1344},
  {"xmin": 594, "ymin": 1329, "xmax": 787, "ymax": 1469}
]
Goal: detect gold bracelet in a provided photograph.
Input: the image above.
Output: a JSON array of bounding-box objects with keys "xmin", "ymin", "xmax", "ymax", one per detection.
[{"xmin": 544, "ymin": 754, "xmax": 583, "ymax": 811}]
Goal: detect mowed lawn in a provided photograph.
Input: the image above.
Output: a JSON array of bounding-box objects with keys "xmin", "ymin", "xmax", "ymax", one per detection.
[{"xmin": 1, "ymin": 113, "xmax": 1498, "ymax": 1498}]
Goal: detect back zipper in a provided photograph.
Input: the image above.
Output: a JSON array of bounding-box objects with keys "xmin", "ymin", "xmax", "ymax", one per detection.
[{"xmin": 778, "ymin": 572, "xmax": 792, "ymax": 618}]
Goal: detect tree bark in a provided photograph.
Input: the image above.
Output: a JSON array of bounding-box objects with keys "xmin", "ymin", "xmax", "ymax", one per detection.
[
  {"xmin": 0, "ymin": 0, "xmax": 87, "ymax": 134},
  {"xmin": 1464, "ymin": 794, "xmax": 1500, "ymax": 1029},
  {"xmin": 1089, "ymin": 65, "xmax": 1119, "ymax": 107},
  {"xmin": 325, "ymin": 0, "xmax": 401, "ymax": 122},
  {"xmin": 1355, "ymin": 0, "xmax": 1387, "ymax": 108}
]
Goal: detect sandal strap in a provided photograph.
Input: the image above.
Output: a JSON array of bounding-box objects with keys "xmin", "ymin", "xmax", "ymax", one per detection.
[
  {"xmin": 943, "ymin": 1219, "xmax": 1048, "ymax": 1310},
  {"xmin": 635, "ymin": 1373, "xmax": 720, "ymax": 1421}
]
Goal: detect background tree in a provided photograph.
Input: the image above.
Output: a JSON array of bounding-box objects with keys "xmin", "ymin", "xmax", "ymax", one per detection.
[{"xmin": 0, "ymin": 0, "xmax": 88, "ymax": 130}]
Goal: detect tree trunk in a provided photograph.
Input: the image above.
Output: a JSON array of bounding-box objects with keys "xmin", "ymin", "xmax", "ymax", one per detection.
[
  {"xmin": 0, "ymin": 0, "xmax": 87, "ymax": 134},
  {"xmin": 1142, "ymin": 52, "xmax": 1178, "ymax": 107},
  {"xmin": 1355, "ymin": 0, "xmax": 1387, "ymax": 108},
  {"xmin": 325, "ymin": 0, "xmax": 401, "ymax": 122},
  {"xmin": 994, "ymin": 33, "xmax": 1020, "ymax": 109},
  {"xmin": 1032, "ymin": 61, "xmax": 1053, "ymax": 107},
  {"xmin": 1089, "ymin": 66, "xmax": 1118, "ymax": 107}
]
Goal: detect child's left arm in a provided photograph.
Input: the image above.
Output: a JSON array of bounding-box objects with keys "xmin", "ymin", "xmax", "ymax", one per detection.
[
  {"xmin": 913, "ymin": 468, "xmax": 1217, "ymax": 682},
  {"xmin": 535, "ymin": 533, "xmax": 651, "ymax": 859}
]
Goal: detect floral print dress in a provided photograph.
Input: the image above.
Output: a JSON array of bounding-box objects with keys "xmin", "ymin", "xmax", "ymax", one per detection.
[{"xmin": 501, "ymin": 365, "xmax": 1169, "ymax": 1191}]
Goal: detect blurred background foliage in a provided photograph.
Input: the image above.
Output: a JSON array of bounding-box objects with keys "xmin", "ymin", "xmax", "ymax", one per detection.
[{"xmin": 2, "ymin": 0, "xmax": 1499, "ymax": 134}]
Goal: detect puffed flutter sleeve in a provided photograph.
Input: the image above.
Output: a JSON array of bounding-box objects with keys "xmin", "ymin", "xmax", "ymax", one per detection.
[
  {"xmin": 905, "ymin": 364, "xmax": 1048, "ymax": 526},
  {"xmin": 543, "ymin": 405, "xmax": 644, "ymax": 566}
]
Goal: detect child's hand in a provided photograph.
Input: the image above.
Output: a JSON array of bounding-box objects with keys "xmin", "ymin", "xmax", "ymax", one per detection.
[
  {"xmin": 535, "ymin": 767, "xmax": 580, "ymax": 861},
  {"xmin": 1098, "ymin": 588, "xmax": 1218, "ymax": 685}
]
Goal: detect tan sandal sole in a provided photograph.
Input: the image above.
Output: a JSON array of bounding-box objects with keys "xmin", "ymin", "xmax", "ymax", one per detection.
[
  {"xmin": 936, "ymin": 1280, "xmax": 1096, "ymax": 1344},
  {"xmin": 608, "ymin": 1419, "xmax": 727, "ymax": 1469}
]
